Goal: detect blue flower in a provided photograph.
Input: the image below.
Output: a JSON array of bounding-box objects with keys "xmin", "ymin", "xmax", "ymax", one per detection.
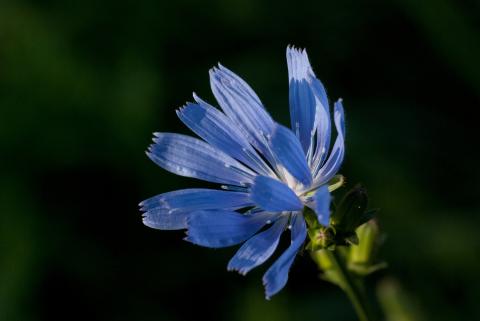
[{"xmin": 140, "ymin": 46, "xmax": 346, "ymax": 299}]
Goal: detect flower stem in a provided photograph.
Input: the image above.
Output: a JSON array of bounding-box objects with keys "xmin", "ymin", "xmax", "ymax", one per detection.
[{"xmin": 312, "ymin": 249, "xmax": 375, "ymax": 321}]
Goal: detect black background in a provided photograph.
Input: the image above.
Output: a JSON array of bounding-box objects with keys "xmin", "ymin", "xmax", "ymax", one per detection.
[{"xmin": 1, "ymin": 0, "xmax": 479, "ymax": 320}]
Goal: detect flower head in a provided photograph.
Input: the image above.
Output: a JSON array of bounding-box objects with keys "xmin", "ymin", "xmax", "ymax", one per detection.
[{"xmin": 140, "ymin": 46, "xmax": 346, "ymax": 299}]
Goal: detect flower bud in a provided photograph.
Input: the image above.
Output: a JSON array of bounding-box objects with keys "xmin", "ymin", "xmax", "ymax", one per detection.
[
  {"xmin": 348, "ymin": 219, "xmax": 386, "ymax": 275},
  {"xmin": 350, "ymin": 219, "xmax": 379, "ymax": 265},
  {"xmin": 331, "ymin": 185, "xmax": 372, "ymax": 233}
]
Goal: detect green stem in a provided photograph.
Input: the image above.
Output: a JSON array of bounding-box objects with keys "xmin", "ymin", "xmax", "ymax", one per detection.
[{"xmin": 313, "ymin": 249, "xmax": 374, "ymax": 321}]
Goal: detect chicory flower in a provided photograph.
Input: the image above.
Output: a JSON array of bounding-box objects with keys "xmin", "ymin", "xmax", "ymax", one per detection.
[{"xmin": 140, "ymin": 46, "xmax": 346, "ymax": 298}]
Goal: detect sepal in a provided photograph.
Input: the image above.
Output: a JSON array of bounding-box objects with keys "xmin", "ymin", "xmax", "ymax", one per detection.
[
  {"xmin": 304, "ymin": 207, "xmax": 336, "ymax": 250},
  {"xmin": 328, "ymin": 174, "xmax": 345, "ymax": 192}
]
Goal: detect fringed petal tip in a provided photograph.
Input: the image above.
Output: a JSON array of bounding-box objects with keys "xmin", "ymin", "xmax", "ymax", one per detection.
[
  {"xmin": 286, "ymin": 45, "xmax": 313, "ymax": 81},
  {"xmin": 174, "ymin": 95, "xmax": 205, "ymax": 116},
  {"xmin": 140, "ymin": 208, "xmax": 189, "ymax": 230},
  {"xmin": 209, "ymin": 65, "xmax": 235, "ymax": 88},
  {"xmin": 286, "ymin": 44, "xmax": 307, "ymax": 55},
  {"xmin": 182, "ymin": 220, "xmax": 194, "ymax": 242},
  {"xmin": 208, "ymin": 65, "xmax": 222, "ymax": 79},
  {"xmin": 226, "ymin": 264, "xmax": 249, "ymax": 276},
  {"xmin": 262, "ymin": 276, "xmax": 275, "ymax": 300},
  {"xmin": 146, "ymin": 133, "xmax": 255, "ymax": 185},
  {"xmin": 142, "ymin": 216, "xmax": 156, "ymax": 229}
]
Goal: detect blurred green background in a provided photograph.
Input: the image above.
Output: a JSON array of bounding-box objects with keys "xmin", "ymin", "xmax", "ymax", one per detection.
[{"xmin": 1, "ymin": 0, "xmax": 479, "ymax": 320}]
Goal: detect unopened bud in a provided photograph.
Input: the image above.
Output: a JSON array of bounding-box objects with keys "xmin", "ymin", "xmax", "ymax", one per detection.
[{"xmin": 350, "ymin": 219, "xmax": 379, "ymax": 265}]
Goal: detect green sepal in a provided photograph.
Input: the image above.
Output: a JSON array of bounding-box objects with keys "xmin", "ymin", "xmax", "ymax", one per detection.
[
  {"xmin": 328, "ymin": 174, "xmax": 345, "ymax": 192},
  {"xmin": 305, "ymin": 207, "xmax": 335, "ymax": 250},
  {"xmin": 347, "ymin": 219, "xmax": 386, "ymax": 277},
  {"xmin": 303, "ymin": 183, "xmax": 379, "ymax": 252},
  {"xmin": 307, "ymin": 226, "xmax": 336, "ymax": 251},
  {"xmin": 304, "ymin": 207, "xmax": 320, "ymax": 229}
]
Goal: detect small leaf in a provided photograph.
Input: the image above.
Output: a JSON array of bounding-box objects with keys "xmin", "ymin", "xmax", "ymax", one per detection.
[{"xmin": 303, "ymin": 207, "xmax": 320, "ymax": 229}]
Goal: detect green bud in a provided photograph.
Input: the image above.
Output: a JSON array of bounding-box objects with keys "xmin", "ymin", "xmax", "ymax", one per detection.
[
  {"xmin": 331, "ymin": 185, "xmax": 376, "ymax": 234},
  {"xmin": 308, "ymin": 227, "xmax": 336, "ymax": 250},
  {"xmin": 350, "ymin": 220, "xmax": 379, "ymax": 265},
  {"xmin": 348, "ymin": 220, "xmax": 387, "ymax": 275},
  {"xmin": 304, "ymin": 207, "xmax": 336, "ymax": 250}
]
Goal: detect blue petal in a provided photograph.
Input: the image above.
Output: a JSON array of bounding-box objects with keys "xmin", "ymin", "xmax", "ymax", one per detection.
[
  {"xmin": 262, "ymin": 213, "xmax": 307, "ymax": 299},
  {"xmin": 286, "ymin": 47, "xmax": 331, "ymax": 156},
  {"xmin": 250, "ymin": 176, "xmax": 303, "ymax": 212},
  {"xmin": 140, "ymin": 189, "xmax": 254, "ymax": 230},
  {"xmin": 315, "ymin": 99, "xmax": 345, "ymax": 185},
  {"xmin": 286, "ymin": 47, "xmax": 329, "ymax": 111},
  {"xmin": 227, "ymin": 216, "xmax": 288, "ymax": 275},
  {"xmin": 269, "ymin": 124, "xmax": 312, "ymax": 187},
  {"xmin": 209, "ymin": 64, "xmax": 275, "ymax": 160},
  {"xmin": 185, "ymin": 210, "xmax": 278, "ymax": 248},
  {"xmin": 312, "ymin": 77, "xmax": 331, "ymax": 168},
  {"xmin": 177, "ymin": 97, "xmax": 274, "ymax": 176},
  {"xmin": 313, "ymin": 185, "xmax": 331, "ymax": 226},
  {"xmin": 286, "ymin": 49, "xmax": 316, "ymax": 153},
  {"xmin": 311, "ymin": 104, "xmax": 332, "ymax": 170},
  {"xmin": 309, "ymin": 69, "xmax": 329, "ymax": 120},
  {"xmin": 147, "ymin": 133, "xmax": 255, "ymax": 186},
  {"xmin": 140, "ymin": 189, "xmax": 252, "ymax": 212},
  {"xmin": 142, "ymin": 208, "xmax": 189, "ymax": 230},
  {"xmin": 286, "ymin": 46, "xmax": 332, "ymax": 169}
]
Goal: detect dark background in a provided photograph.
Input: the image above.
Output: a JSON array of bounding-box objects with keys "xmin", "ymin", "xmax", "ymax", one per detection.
[{"xmin": 1, "ymin": 0, "xmax": 479, "ymax": 320}]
